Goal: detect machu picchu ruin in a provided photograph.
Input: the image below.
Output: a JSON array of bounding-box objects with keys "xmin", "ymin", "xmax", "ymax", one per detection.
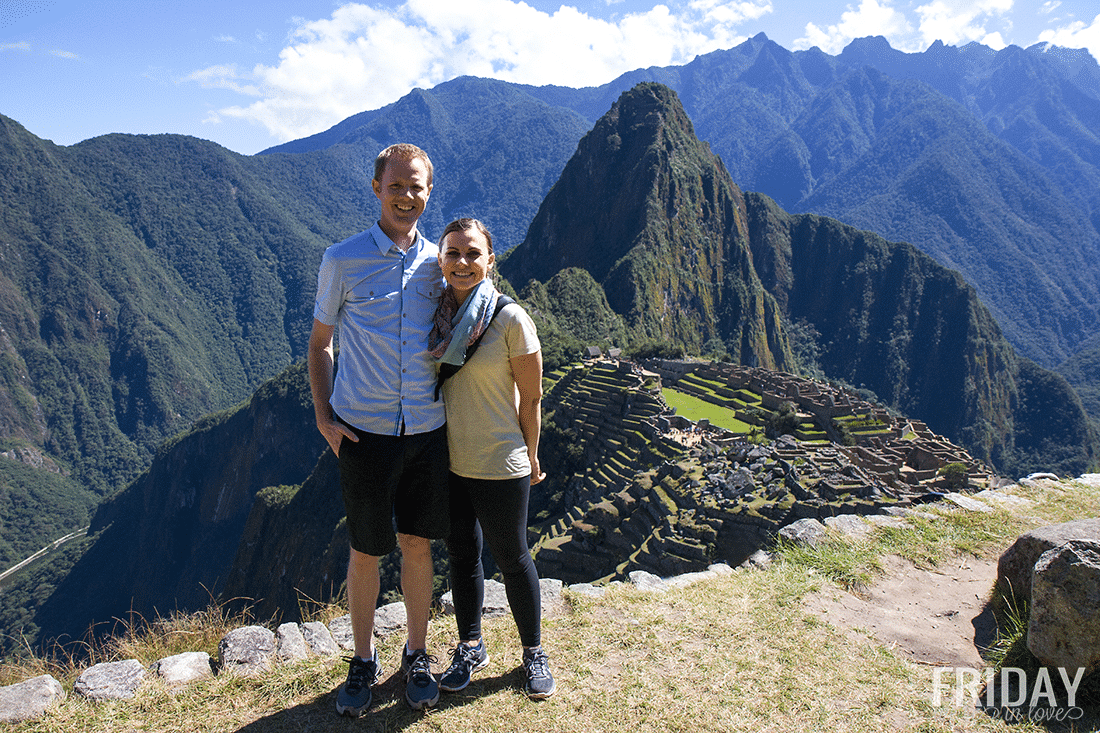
[{"xmin": 531, "ymin": 356, "xmax": 1000, "ymax": 584}]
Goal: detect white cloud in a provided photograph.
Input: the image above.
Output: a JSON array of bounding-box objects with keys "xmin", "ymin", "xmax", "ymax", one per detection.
[
  {"xmin": 914, "ymin": 0, "xmax": 1013, "ymax": 48},
  {"xmin": 49, "ymin": 49, "xmax": 78, "ymax": 59},
  {"xmin": 215, "ymin": 35, "xmax": 237, "ymax": 43},
  {"xmin": 981, "ymin": 31, "xmax": 1007, "ymax": 49},
  {"xmin": 0, "ymin": 41, "xmax": 32, "ymax": 51},
  {"xmin": 1038, "ymin": 13, "xmax": 1100, "ymax": 58},
  {"xmin": 793, "ymin": 0, "xmax": 913, "ymax": 54},
  {"xmin": 188, "ymin": 0, "xmax": 772, "ymax": 142}
]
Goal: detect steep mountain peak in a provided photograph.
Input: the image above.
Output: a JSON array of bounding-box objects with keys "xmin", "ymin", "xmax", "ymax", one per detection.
[
  {"xmin": 501, "ymin": 82, "xmax": 789, "ymax": 366},
  {"xmin": 839, "ymin": 35, "xmax": 904, "ymax": 64}
]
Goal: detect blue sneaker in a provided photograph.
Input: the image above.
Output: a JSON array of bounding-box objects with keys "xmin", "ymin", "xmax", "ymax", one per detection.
[
  {"xmin": 522, "ymin": 646, "xmax": 555, "ymax": 699},
  {"xmin": 401, "ymin": 647, "xmax": 439, "ymax": 709},
  {"xmin": 335, "ymin": 652, "xmax": 380, "ymax": 717},
  {"xmin": 439, "ymin": 639, "xmax": 490, "ymax": 692}
]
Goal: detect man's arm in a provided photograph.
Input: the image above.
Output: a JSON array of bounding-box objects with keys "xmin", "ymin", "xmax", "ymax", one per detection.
[
  {"xmin": 308, "ymin": 318, "xmax": 357, "ymax": 456},
  {"xmin": 510, "ymin": 350, "xmax": 545, "ymax": 485}
]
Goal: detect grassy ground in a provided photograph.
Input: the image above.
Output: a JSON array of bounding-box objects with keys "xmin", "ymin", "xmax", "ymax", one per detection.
[
  {"xmin": 662, "ymin": 388, "xmax": 754, "ymax": 433},
  {"xmin": 3, "ymin": 477, "xmax": 1099, "ymax": 732}
]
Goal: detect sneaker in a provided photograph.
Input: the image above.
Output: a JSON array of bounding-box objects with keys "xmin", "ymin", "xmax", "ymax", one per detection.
[
  {"xmin": 401, "ymin": 647, "xmax": 440, "ymax": 709},
  {"xmin": 439, "ymin": 639, "xmax": 490, "ymax": 692},
  {"xmin": 522, "ymin": 646, "xmax": 556, "ymax": 699},
  {"xmin": 335, "ymin": 652, "xmax": 380, "ymax": 717}
]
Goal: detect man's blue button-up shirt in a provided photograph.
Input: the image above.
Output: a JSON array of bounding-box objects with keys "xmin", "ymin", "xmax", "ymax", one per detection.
[{"xmin": 313, "ymin": 223, "xmax": 445, "ymax": 436}]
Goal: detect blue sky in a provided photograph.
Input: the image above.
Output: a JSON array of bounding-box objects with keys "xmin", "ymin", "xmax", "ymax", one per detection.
[{"xmin": 2, "ymin": 0, "xmax": 1098, "ymax": 155}]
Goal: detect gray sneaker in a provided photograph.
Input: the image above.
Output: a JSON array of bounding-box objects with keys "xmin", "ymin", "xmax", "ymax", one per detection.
[
  {"xmin": 522, "ymin": 646, "xmax": 555, "ymax": 699},
  {"xmin": 335, "ymin": 652, "xmax": 380, "ymax": 717},
  {"xmin": 402, "ymin": 647, "xmax": 439, "ymax": 709},
  {"xmin": 439, "ymin": 639, "xmax": 490, "ymax": 692}
]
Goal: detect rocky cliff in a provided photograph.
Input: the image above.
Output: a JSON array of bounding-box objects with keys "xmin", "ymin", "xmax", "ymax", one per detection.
[
  {"xmin": 500, "ymin": 83, "xmax": 790, "ymax": 369},
  {"xmin": 30, "ymin": 363, "xmax": 325, "ymax": 644}
]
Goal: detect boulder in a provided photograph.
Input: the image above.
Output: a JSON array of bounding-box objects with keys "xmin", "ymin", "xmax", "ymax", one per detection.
[
  {"xmin": 218, "ymin": 625, "xmax": 276, "ymax": 676},
  {"xmin": 328, "ymin": 615, "xmax": 354, "ymax": 651},
  {"xmin": 824, "ymin": 514, "xmax": 872, "ymax": 538},
  {"xmin": 301, "ymin": 621, "xmax": 340, "ymax": 655},
  {"xmin": 154, "ymin": 651, "xmax": 213, "ymax": 685},
  {"xmin": 996, "ymin": 519, "xmax": 1100, "ymax": 602},
  {"xmin": 1027, "ymin": 540, "xmax": 1100, "ymax": 674},
  {"xmin": 373, "ymin": 602, "xmax": 408, "ymax": 637},
  {"xmin": 778, "ymin": 517, "xmax": 828, "ymax": 547},
  {"xmin": 567, "ymin": 582, "xmax": 607, "ymax": 598},
  {"xmin": 74, "ymin": 659, "xmax": 146, "ymax": 700},
  {"xmin": 0, "ymin": 675, "xmax": 64, "ymax": 722},
  {"xmin": 276, "ymin": 622, "xmax": 309, "ymax": 662},
  {"xmin": 628, "ymin": 570, "xmax": 668, "ymax": 592}
]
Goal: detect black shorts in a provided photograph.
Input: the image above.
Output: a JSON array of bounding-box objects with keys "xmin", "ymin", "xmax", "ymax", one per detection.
[{"xmin": 337, "ymin": 423, "xmax": 449, "ymax": 557}]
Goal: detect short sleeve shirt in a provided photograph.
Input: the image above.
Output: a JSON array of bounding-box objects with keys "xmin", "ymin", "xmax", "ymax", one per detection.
[
  {"xmin": 442, "ymin": 304, "xmax": 541, "ymax": 480},
  {"xmin": 313, "ymin": 223, "xmax": 445, "ymax": 436}
]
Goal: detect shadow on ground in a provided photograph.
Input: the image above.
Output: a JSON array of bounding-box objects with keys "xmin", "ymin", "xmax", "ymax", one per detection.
[{"xmin": 232, "ymin": 666, "xmax": 529, "ymax": 732}]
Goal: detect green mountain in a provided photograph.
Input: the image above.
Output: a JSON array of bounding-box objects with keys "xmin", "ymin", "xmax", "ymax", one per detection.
[
  {"xmin": 506, "ymin": 83, "xmax": 1096, "ymax": 476},
  {"xmin": 26, "ymin": 362, "xmax": 325, "ymax": 645},
  {"xmin": 500, "ymin": 84, "xmax": 789, "ymax": 368}
]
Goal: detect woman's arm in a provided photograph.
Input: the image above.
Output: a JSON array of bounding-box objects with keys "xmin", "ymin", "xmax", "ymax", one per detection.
[{"xmin": 510, "ymin": 350, "xmax": 545, "ymax": 484}]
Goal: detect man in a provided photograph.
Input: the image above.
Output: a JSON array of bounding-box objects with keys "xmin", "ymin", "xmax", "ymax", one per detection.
[{"xmin": 308, "ymin": 143, "xmax": 447, "ymax": 716}]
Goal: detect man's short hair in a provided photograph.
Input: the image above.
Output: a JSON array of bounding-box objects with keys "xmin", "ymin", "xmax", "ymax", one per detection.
[{"xmin": 374, "ymin": 143, "xmax": 434, "ymax": 187}]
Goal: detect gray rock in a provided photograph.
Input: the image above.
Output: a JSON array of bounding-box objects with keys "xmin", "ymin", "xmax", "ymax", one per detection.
[
  {"xmin": 865, "ymin": 515, "xmax": 908, "ymax": 529},
  {"xmin": 154, "ymin": 651, "xmax": 212, "ymax": 685},
  {"xmin": 74, "ymin": 659, "xmax": 146, "ymax": 700},
  {"xmin": 778, "ymin": 517, "xmax": 828, "ymax": 547},
  {"xmin": 373, "ymin": 602, "xmax": 408, "ymax": 637},
  {"xmin": 567, "ymin": 582, "xmax": 607, "ymax": 598},
  {"xmin": 740, "ymin": 550, "xmax": 773, "ymax": 569},
  {"xmin": 824, "ymin": 514, "xmax": 871, "ymax": 538},
  {"xmin": 301, "ymin": 621, "xmax": 340, "ymax": 655},
  {"xmin": 944, "ymin": 492, "xmax": 994, "ymax": 513},
  {"xmin": 540, "ymin": 577, "xmax": 564, "ymax": 615},
  {"xmin": 218, "ymin": 625, "xmax": 276, "ymax": 676},
  {"xmin": 0, "ymin": 674, "xmax": 64, "ymax": 723},
  {"xmin": 328, "ymin": 615, "xmax": 354, "ymax": 651},
  {"xmin": 276, "ymin": 622, "xmax": 309, "ymax": 662},
  {"xmin": 1027, "ymin": 540, "xmax": 1100, "ymax": 674},
  {"xmin": 997, "ymin": 519, "xmax": 1100, "ymax": 602},
  {"xmin": 628, "ymin": 570, "xmax": 668, "ymax": 592}
]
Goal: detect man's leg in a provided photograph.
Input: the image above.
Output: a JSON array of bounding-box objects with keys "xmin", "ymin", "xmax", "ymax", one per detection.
[
  {"xmin": 347, "ymin": 547, "xmax": 381, "ymax": 660},
  {"xmin": 397, "ymin": 532, "xmax": 433, "ymax": 650}
]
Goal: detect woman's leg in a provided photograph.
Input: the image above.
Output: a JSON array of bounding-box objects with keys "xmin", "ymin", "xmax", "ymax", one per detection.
[
  {"xmin": 469, "ymin": 474, "xmax": 541, "ymax": 648},
  {"xmin": 445, "ymin": 472, "xmax": 484, "ymax": 642}
]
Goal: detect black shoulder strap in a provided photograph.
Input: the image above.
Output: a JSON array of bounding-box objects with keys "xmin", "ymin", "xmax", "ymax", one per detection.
[{"xmin": 435, "ymin": 295, "xmax": 515, "ymax": 400}]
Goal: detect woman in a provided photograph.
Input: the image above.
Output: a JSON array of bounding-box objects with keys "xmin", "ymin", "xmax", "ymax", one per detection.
[{"xmin": 428, "ymin": 217, "xmax": 555, "ymax": 699}]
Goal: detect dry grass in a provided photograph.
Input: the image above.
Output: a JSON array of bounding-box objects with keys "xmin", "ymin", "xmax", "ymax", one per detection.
[{"xmin": 4, "ymin": 478, "xmax": 1098, "ymax": 732}]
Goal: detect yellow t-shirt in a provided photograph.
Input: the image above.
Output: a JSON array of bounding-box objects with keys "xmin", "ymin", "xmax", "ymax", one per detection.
[{"xmin": 441, "ymin": 303, "xmax": 541, "ymax": 480}]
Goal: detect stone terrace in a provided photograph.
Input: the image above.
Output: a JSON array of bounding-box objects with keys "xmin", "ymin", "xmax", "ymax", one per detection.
[{"xmin": 532, "ymin": 358, "xmax": 999, "ymax": 584}]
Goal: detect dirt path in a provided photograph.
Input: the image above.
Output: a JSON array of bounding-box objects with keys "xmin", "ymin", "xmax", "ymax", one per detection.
[{"xmin": 804, "ymin": 553, "xmax": 1000, "ymax": 668}]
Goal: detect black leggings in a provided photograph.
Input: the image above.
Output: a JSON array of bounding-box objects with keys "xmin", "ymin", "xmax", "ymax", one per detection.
[{"xmin": 446, "ymin": 472, "xmax": 541, "ymax": 648}]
